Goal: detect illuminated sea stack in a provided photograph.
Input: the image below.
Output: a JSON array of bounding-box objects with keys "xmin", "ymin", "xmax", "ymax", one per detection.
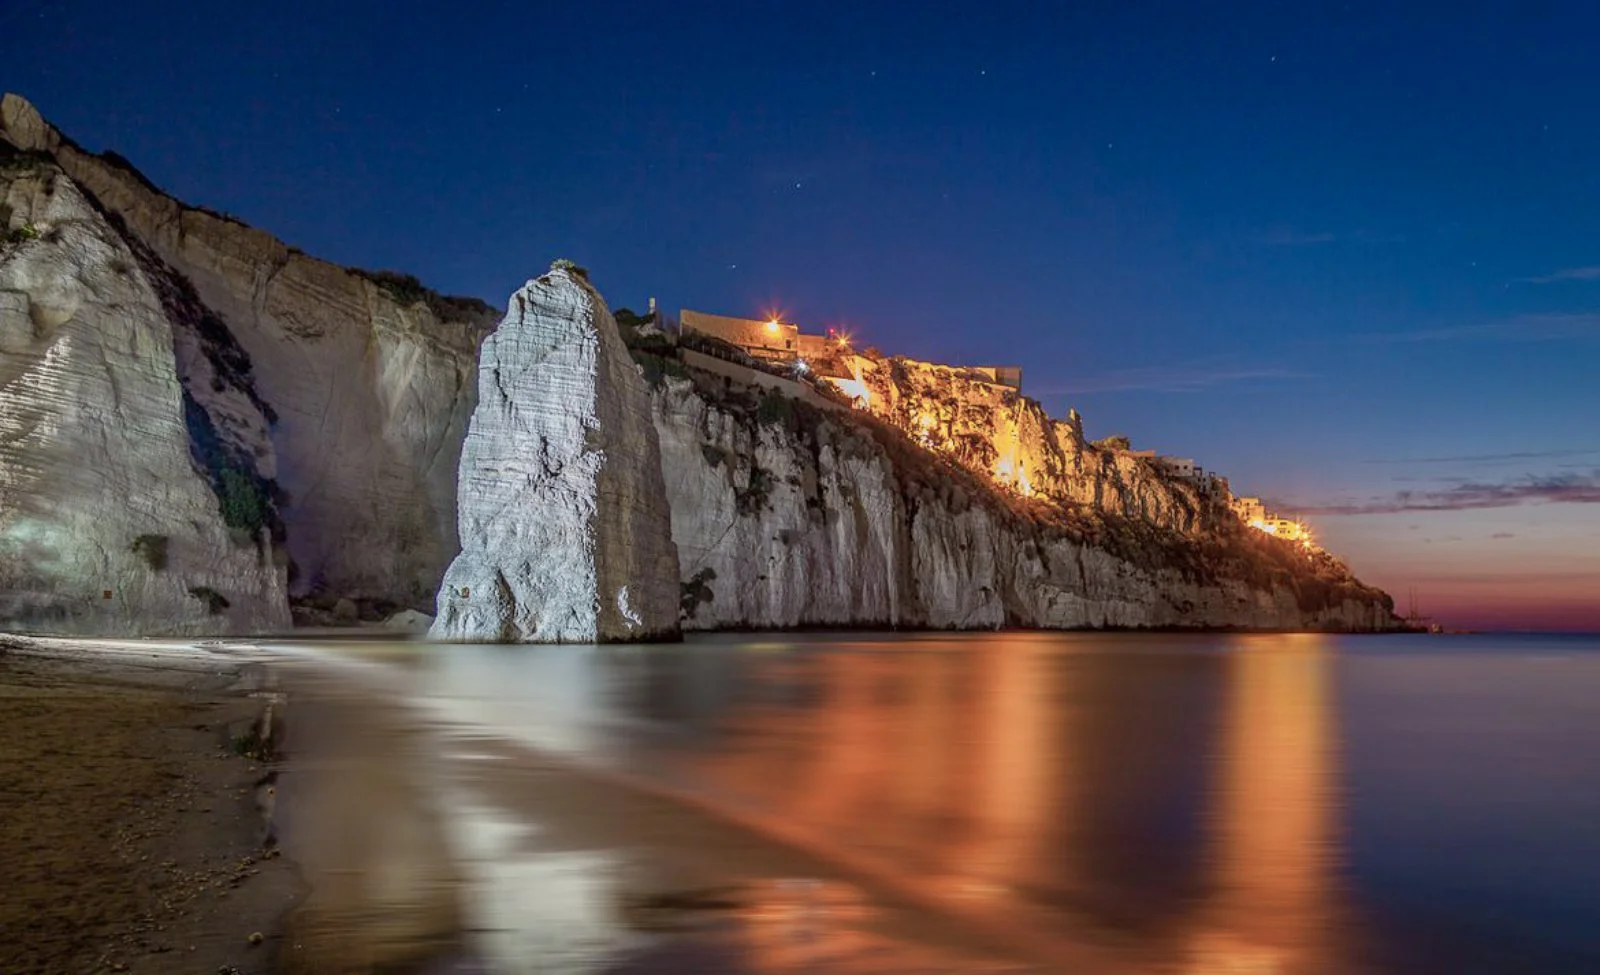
[{"xmin": 430, "ymin": 267, "xmax": 680, "ymax": 643}]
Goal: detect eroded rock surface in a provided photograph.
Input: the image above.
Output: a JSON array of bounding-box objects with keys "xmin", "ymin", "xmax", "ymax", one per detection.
[
  {"xmin": 430, "ymin": 269, "xmax": 680, "ymax": 643},
  {"xmin": 650, "ymin": 371, "xmax": 1394, "ymax": 631},
  {"xmin": 0, "ymin": 141, "xmax": 289, "ymax": 634},
  {"xmin": 1, "ymin": 93, "xmax": 495, "ymax": 614}
]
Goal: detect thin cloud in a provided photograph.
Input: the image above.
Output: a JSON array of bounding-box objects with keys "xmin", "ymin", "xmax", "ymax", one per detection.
[
  {"xmin": 1037, "ymin": 359, "xmax": 1309, "ymax": 395},
  {"xmin": 1363, "ymin": 313, "xmax": 1600, "ymax": 344},
  {"xmin": 1364, "ymin": 449, "xmax": 1600, "ymax": 465},
  {"xmin": 1288, "ymin": 471, "xmax": 1600, "ymax": 515},
  {"xmin": 1490, "ymin": 532, "xmax": 1516, "ymax": 539},
  {"xmin": 1516, "ymin": 265, "xmax": 1600, "ymax": 285}
]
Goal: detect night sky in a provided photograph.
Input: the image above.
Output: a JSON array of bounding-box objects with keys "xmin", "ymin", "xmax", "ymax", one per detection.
[{"xmin": 5, "ymin": 1, "xmax": 1598, "ymax": 630}]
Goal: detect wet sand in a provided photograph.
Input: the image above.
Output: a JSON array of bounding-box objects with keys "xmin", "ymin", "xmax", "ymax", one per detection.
[{"xmin": 0, "ymin": 641, "xmax": 299, "ymax": 974}]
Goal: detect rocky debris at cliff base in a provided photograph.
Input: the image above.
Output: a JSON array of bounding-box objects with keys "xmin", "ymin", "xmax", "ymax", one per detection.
[
  {"xmin": 382, "ymin": 609, "xmax": 435, "ymax": 633},
  {"xmin": 430, "ymin": 267, "xmax": 680, "ymax": 643}
]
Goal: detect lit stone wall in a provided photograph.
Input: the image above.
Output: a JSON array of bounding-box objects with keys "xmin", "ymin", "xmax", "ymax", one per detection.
[{"xmin": 680, "ymin": 309, "xmax": 798, "ymax": 358}]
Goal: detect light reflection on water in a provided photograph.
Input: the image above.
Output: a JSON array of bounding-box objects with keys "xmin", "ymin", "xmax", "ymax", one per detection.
[{"xmin": 278, "ymin": 632, "xmax": 1600, "ymax": 974}]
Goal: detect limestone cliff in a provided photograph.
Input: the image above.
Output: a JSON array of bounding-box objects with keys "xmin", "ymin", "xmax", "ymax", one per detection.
[
  {"xmin": 0, "ymin": 139, "xmax": 289, "ymax": 633},
  {"xmin": 833, "ymin": 352, "xmax": 1218, "ymax": 534},
  {"xmin": 431, "ymin": 268, "xmax": 680, "ymax": 642},
  {"xmin": 649, "ymin": 366, "xmax": 1394, "ymax": 631},
  {"xmin": 0, "ymin": 94, "xmax": 495, "ymax": 616},
  {"xmin": 0, "ymin": 93, "xmax": 1397, "ymax": 635}
]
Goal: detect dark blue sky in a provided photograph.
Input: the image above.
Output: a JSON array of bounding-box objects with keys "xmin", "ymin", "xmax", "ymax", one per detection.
[{"xmin": 6, "ymin": 0, "xmax": 1598, "ymax": 627}]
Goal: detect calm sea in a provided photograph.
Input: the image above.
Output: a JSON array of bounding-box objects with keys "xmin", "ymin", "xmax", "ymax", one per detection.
[{"xmin": 292, "ymin": 631, "xmax": 1600, "ymax": 973}]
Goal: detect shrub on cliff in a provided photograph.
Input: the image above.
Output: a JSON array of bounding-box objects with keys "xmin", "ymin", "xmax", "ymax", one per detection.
[
  {"xmin": 614, "ymin": 307, "xmax": 652, "ymax": 331},
  {"xmin": 3, "ymin": 222, "xmax": 39, "ymax": 246},
  {"xmin": 735, "ymin": 465, "xmax": 775, "ymax": 514},
  {"xmin": 129, "ymin": 534, "xmax": 169, "ymax": 571},
  {"xmin": 550, "ymin": 257, "xmax": 590, "ymax": 280},
  {"xmin": 217, "ymin": 467, "xmax": 272, "ymax": 540},
  {"xmin": 357, "ymin": 269, "xmax": 495, "ymax": 322},
  {"xmin": 632, "ymin": 349, "xmax": 688, "ymax": 387},
  {"xmin": 187, "ymin": 586, "xmax": 230, "ymax": 614},
  {"xmin": 617, "ymin": 308, "xmax": 675, "ymax": 356},
  {"xmin": 756, "ymin": 390, "xmax": 796, "ymax": 430},
  {"xmin": 180, "ymin": 388, "xmax": 286, "ymax": 550},
  {"xmin": 680, "ymin": 567, "xmax": 717, "ymax": 620},
  {"xmin": 0, "ymin": 143, "xmax": 53, "ymax": 175}
]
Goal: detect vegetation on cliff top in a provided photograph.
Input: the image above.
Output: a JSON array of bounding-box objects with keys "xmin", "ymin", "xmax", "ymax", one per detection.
[{"xmin": 355, "ymin": 268, "xmax": 497, "ymax": 322}]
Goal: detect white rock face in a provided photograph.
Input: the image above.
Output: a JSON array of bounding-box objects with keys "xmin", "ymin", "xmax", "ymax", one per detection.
[
  {"xmin": 652, "ymin": 376, "xmax": 1394, "ymax": 632},
  {"xmin": 1, "ymin": 93, "xmax": 493, "ymax": 612},
  {"xmin": 430, "ymin": 270, "xmax": 680, "ymax": 643},
  {"xmin": 0, "ymin": 151, "xmax": 289, "ymax": 634}
]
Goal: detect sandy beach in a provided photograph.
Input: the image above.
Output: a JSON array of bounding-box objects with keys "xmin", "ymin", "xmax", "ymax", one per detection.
[{"xmin": 0, "ymin": 641, "xmax": 299, "ymax": 974}]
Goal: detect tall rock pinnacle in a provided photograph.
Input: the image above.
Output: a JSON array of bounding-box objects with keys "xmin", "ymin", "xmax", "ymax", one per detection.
[{"xmin": 430, "ymin": 267, "xmax": 681, "ymax": 643}]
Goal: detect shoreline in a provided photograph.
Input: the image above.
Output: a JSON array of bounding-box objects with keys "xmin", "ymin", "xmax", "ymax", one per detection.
[{"xmin": 0, "ymin": 641, "xmax": 299, "ymax": 974}]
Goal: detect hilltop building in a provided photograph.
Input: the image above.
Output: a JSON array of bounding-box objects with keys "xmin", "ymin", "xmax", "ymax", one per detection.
[
  {"xmin": 679, "ymin": 308, "xmax": 1022, "ymax": 390},
  {"xmin": 1231, "ymin": 496, "xmax": 1313, "ymax": 544},
  {"xmin": 680, "ymin": 309, "xmax": 804, "ymax": 361},
  {"xmin": 1158, "ymin": 456, "xmax": 1230, "ymax": 500},
  {"xmin": 1233, "ymin": 496, "xmax": 1268, "ymax": 524}
]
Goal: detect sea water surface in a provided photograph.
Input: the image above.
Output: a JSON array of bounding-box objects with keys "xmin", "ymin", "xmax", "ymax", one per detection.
[{"xmin": 281, "ymin": 632, "xmax": 1600, "ymax": 973}]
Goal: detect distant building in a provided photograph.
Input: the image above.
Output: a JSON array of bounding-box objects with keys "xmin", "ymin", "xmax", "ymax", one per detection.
[
  {"xmin": 1159, "ymin": 456, "xmax": 1199, "ymax": 479},
  {"xmin": 1233, "ymin": 496, "xmax": 1267, "ymax": 523},
  {"xmin": 1230, "ymin": 496, "xmax": 1313, "ymax": 544},
  {"xmin": 679, "ymin": 308, "xmax": 1020, "ymax": 389},
  {"xmin": 795, "ymin": 332, "xmax": 842, "ymax": 361},
  {"xmin": 680, "ymin": 309, "xmax": 799, "ymax": 361},
  {"xmin": 1258, "ymin": 517, "xmax": 1311, "ymax": 543}
]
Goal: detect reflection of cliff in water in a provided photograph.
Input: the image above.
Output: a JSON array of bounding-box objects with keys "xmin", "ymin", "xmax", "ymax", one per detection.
[
  {"xmin": 610, "ymin": 635, "xmax": 1354, "ymax": 969},
  {"xmin": 1185, "ymin": 636, "xmax": 1353, "ymax": 974}
]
